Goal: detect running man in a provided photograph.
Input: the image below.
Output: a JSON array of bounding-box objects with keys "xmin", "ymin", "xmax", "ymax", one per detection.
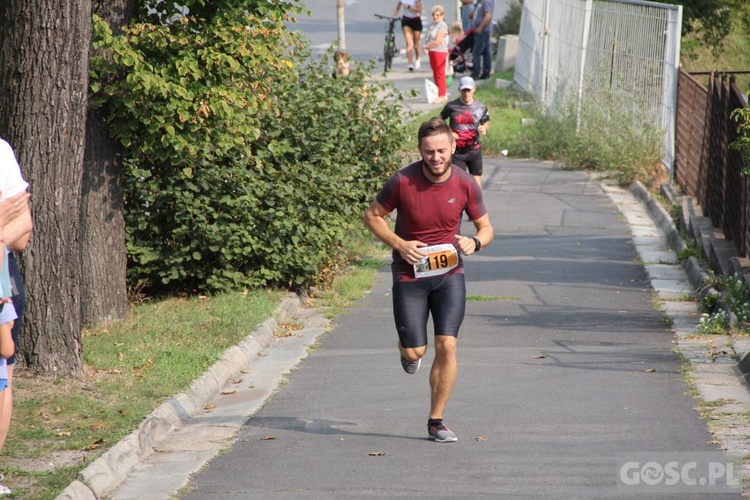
[
  {"xmin": 440, "ymin": 76, "xmax": 489, "ymax": 187},
  {"xmin": 363, "ymin": 117, "xmax": 494, "ymax": 443}
]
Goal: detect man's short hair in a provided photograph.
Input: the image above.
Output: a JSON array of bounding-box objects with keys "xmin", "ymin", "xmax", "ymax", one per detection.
[{"xmin": 418, "ymin": 117, "xmax": 453, "ymax": 145}]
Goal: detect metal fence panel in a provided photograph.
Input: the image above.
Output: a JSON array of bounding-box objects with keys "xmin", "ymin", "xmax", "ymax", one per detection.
[{"xmin": 515, "ymin": 0, "xmax": 682, "ymax": 172}]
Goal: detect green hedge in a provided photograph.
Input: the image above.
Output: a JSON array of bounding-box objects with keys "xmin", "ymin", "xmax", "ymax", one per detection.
[{"xmin": 91, "ymin": 8, "xmax": 407, "ymax": 293}]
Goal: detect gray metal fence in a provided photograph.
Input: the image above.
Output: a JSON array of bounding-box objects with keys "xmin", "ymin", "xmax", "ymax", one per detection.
[{"xmin": 515, "ymin": 0, "xmax": 682, "ymax": 172}]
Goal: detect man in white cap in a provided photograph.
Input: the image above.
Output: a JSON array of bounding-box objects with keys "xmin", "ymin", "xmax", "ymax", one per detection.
[{"xmin": 439, "ymin": 76, "xmax": 489, "ymax": 187}]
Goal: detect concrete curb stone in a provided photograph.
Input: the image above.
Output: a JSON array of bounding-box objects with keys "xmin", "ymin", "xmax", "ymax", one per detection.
[{"xmin": 56, "ymin": 293, "xmax": 304, "ymax": 500}]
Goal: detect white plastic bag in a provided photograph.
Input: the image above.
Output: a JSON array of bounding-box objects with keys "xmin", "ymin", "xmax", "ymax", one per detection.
[{"xmin": 424, "ymin": 79, "xmax": 439, "ymax": 104}]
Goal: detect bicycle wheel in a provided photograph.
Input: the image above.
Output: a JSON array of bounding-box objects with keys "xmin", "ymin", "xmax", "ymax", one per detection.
[{"xmin": 384, "ymin": 34, "xmax": 395, "ymax": 72}]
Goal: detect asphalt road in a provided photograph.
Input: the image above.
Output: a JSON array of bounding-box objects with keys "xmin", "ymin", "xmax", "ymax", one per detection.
[{"xmin": 180, "ymin": 159, "xmax": 740, "ymax": 499}]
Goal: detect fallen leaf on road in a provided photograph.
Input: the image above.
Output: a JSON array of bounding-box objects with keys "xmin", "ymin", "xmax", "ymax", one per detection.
[
  {"xmin": 368, "ymin": 451, "xmax": 386, "ymax": 456},
  {"xmin": 261, "ymin": 436, "xmax": 276, "ymax": 440},
  {"xmin": 645, "ymin": 368, "xmax": 656, "ymax": 373},
  {"xmin": 221, "ymin": 389, "xmax": 237, "ymax": 395},
  {"xmin": 204, "ymin": 404, "xmax": 215, "ymax": 411},
  {"xmin": 232, "ymin": 378, "xmax": 243, "ymax": 384},
  {"xmin": 475, "ymin": 436, "xmax": 487, "ymax": 442},
  {"xmin": 534, "ymin": 355, "xmax": 546, "ymax": 359}
]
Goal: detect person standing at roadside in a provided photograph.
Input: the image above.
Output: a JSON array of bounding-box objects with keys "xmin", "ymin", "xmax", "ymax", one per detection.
[
  {"xmin": 440, "ymin": 76, "xmax": 489, "ymax": 187},
  {"xmin": 393, "ymin": 0, "xmax": 423, "ymax": 71},
  {"xmin": 423, "ymin": 5, "xmax": 450, "ymax": 104},
  {"xmin": 471, "ymin": 0, "xmax": 495, "ymax": 80},
  {"xmin": 363, "ymin": 117, "xmax": 494, "ymax": 443}
]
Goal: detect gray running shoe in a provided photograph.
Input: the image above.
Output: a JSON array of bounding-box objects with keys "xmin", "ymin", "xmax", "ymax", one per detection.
[
  {"xmin": 428, "ymin": 419, "xmax": 458, "ymax": 442},
  {"xmin": 400, "ymin": 354, "xmax": 421, "ymax": 374}
]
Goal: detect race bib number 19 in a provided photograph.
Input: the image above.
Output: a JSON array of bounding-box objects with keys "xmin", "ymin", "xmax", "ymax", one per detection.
[{"xmin": 413, "ymin": 244, "xmax": 459, "ymax": 279}]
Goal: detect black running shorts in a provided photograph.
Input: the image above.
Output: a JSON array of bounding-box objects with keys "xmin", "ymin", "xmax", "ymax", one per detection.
[
  {"xmin": 392, "ymin": 273, "xmax": 466, "ymax": 348},
  {"xmin": 453, "ymin": 146, "xmax": 483, "ymax": 176},
  {"xmin": 401, "ymin": 16, "xmax": 423, "ymax": 32}
]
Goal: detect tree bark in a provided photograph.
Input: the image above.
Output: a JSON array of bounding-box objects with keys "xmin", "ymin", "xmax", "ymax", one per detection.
[
  {"xmin": 0, "ymin": 0, "xmax": 92, "ymax": 377},
  {"xmin": 81, "ymin": 0, "xmax": 135, "ymax": 327}
]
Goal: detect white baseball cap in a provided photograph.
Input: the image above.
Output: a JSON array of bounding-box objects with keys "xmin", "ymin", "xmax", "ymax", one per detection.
[{"xmin": 459, "ymin": 76, "xmax": 476, "ymax": 90}]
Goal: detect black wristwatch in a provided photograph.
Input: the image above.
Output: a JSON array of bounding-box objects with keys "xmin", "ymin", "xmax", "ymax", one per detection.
[{"xmin": 472, "ymin": 236, "xmax": 481, "ymax": 252}]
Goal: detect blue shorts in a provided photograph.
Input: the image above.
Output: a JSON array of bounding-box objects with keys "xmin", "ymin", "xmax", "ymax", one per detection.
[
  {"xmin": 392, "ymin": 273, "xmax": 466, "ymax": 348},
  {"xmin": 0, "ymin": 379, "xmax": 7, "ymax": 391}
]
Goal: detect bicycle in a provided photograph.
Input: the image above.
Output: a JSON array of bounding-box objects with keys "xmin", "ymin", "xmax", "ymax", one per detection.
[{"xmin": 374, "ymin": 14, "xmax": 399, "ymax": 73}]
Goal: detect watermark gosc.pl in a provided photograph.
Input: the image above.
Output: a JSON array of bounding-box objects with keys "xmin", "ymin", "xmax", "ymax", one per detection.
[{"xmin": 617, "ymin": 452, "xmax": 741, "ymax": 494}]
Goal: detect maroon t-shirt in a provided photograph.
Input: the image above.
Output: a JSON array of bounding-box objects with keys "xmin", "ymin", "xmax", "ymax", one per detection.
[{"xmin": 376, "ymin": 161, "xmax": 487, "ymax": 282}]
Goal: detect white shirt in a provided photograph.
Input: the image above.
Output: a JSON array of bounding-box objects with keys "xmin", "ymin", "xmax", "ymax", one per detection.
[
  {"xmin": 400, "ymin": 0, "xmax": 421, "ymax": 19},
  {"xmin": 0, "ymin": 139, "xmax": 29, "ymax": 201}
]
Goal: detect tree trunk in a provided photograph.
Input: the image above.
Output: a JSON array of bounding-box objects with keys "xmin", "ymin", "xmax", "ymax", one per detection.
[
  {"xmin": 81, "ymin": 1, "xmax": 135, "ymax": 327},
  {"xmin": 0, "ymin": 0, "xmax": 92, "ymax": 377}
]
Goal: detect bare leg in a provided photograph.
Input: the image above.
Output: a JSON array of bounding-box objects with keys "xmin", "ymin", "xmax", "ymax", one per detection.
[
  {"xmin": 402, "ymin": 25, "xmax": 415, "ymax": 66},
  {"xmin": 413, "ymin": 30, "xmax": 422, "ymax": 66},
  {"xmin": 0, "ymin": 366, "xmax": 12, "ymax": 454},
  {"xmin": 398, "ymin": 341, "xmax": 426, "ymax": 362},
  {"xmin": 474, "ymin": 175, "xmax": 482, "ymax": 188},
  {"xmin": 429, "ymin": 335, "xmax": 457, "ymax": 419}
]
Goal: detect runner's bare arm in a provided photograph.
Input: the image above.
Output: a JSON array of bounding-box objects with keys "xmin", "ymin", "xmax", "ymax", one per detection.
[
  {"xmin": 364, "ymin": 199, "xmax": 427, "ymax": 265},
  {"xmin": 455, "ymin": 213, "xmax": 493, "ymax": 255},
  {"xmin": 0, "ymin": 192, "xmax": 32, "ymax": 250}
]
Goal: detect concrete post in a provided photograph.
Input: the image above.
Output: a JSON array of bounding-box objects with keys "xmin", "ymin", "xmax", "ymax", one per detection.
[{"xmin": 337, "ymin": 0, "xmax": 346, "ymax": 50}]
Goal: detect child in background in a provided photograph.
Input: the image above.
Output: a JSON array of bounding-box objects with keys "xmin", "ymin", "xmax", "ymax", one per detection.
[
  {"xmin": 449, "ymin": 21, "xmax": 464, "ymax": 46},
  {"xmin": 333, "ymin": 50, "xmax": 350, "ymax": 78}
]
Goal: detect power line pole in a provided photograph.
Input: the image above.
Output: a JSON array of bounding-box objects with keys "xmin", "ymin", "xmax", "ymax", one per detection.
[{"xmin": 337, "ymin": 0, "xmax": 346, "ymax": 50}]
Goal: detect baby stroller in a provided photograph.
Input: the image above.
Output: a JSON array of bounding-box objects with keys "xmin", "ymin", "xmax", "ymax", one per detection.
[{"xmin": 449, "ymin": 28, "xmax": 474, "ymax": 74}]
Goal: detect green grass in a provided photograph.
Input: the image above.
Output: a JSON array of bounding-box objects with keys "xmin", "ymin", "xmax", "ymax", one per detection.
[
  {"xmin": 467, "ymin": 295, "xmax": 521, "ymax": 301},
  {"xmin": 314, "ymin": 228, "xmax": 389, "ymax": 317}
]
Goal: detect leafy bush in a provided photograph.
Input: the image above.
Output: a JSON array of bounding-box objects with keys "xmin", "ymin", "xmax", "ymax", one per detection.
[
  {"xmin": 731, "ymin": 106, "xmax": 750, "ymax": 175},
  {"xmin": 91, "ymin": 9, "xmax": 407, "ymax": 293},
  {"xmin": 698, "ymin": 274, "xmax": 750, "ymax": 334}
]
